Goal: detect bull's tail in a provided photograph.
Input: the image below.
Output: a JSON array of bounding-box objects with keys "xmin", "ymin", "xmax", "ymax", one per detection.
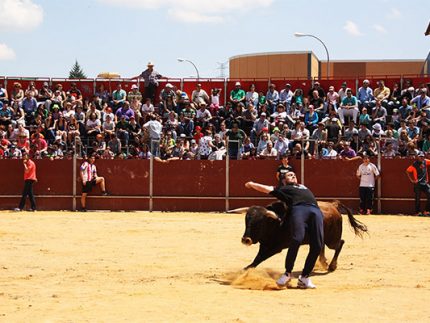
[{"xmin": 334, "ymin": 200, "xmax": 368, "ymax": 238}]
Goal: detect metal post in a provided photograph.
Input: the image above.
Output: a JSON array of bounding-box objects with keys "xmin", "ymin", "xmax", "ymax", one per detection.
[
  {"xmin": 223, "ymin": 78, "xmax": 227, "ymax": 108},
  {"xmin": 294, "ymin": 33, "xmax": 330, "ymax": 78},
  {"xmin": 149, "ymin": 143, "xmax": 154, "ymax": 212},
  {"xmin": 377, "ymin": 140, "xmax": 382, "ymax": 214},
  {"xmin": 301, "ymin": 139, "xmax": 305, "ymax": 185},
  {"xmin": 72, "ymin": 150, "xmax": 77, "ymax": 211},
  {"xmin": 225, "ymin": 148, "xmax": 230, "ymax": 212}
]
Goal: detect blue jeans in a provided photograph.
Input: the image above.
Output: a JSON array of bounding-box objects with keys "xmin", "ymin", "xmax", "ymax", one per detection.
[{"xmin": 284, "ymin": 204, "xmax": 324, "ymax": 276}]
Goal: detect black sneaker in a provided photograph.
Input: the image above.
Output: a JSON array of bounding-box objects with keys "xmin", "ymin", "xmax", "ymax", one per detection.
[
  {"xmin": 102, "ymin": 191, "xmax": 109, "ymax": 196},
  {"xmin": 81, "ymin": 208, "xmax": 87, "ymax": 212}
]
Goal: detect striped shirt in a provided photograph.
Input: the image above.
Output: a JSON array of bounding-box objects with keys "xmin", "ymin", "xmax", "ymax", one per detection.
[{"xmin": 80, "ymin": 161, "xmax": 97, "ymax": 182}]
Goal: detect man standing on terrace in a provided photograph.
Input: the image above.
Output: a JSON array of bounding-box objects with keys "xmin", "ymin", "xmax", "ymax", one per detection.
[{"xmin": 137, "ymin": 61, "xmax": 164, "ymax": 104}]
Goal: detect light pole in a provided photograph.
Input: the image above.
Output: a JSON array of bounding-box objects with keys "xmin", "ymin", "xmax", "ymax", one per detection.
[
  {"xmin": 294, "ymin": 32, "xmax": 330, "ymax": 79},
  {"xmin": 177, "ymin": 58, "xmax": 200, "ymax": 79}
]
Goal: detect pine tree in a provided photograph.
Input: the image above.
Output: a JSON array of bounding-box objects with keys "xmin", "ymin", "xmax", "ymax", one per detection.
[{"xmin": 69, "ymin": 60, "xmax": 87, "ymax": 79}]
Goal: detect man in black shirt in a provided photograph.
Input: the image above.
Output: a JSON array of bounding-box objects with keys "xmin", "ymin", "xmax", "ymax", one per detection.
[
  {"xmin": 276, "ymin": 153, "xmax": 294, "ymax": 187},
  {"xmin": 245, "ymin": 171, "xmax": 324, "ymax": 289}
]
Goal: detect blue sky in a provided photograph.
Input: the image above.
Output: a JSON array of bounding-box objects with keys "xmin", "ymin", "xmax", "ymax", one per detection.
[{"xmin": 0, "ymin": 0, "xmax": 429, "ymax": 79}]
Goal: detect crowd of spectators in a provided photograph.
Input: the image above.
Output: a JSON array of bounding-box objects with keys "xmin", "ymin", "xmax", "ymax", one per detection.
[{"xmin": 0, "ymin": 78, "xmax": 429, "ymax": 161}]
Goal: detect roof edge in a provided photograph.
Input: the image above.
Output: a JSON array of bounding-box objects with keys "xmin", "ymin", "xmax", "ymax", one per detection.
[{"xmin": 230, "ymin": 51, "xmax": 316, "ymax": 60}]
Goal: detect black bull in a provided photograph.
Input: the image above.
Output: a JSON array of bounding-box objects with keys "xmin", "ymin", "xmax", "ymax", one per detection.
[{"xmin": 231, "ymin": 201, "xmax": 367, "ymax": 272}]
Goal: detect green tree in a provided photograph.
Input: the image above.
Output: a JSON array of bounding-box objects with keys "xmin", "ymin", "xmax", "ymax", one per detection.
[{"xmin": 69, "ymin": 60, "xmax": 87, "ymax": 79}]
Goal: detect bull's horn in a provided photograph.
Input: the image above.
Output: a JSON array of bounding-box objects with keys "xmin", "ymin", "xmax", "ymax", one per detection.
[
  {"xmin": 227, "ymin": 207, "xmax": 249, "ymax": 214},
  {"xmin": 264, "ymin": 210, "xmax": 280, "ymax": 221}
]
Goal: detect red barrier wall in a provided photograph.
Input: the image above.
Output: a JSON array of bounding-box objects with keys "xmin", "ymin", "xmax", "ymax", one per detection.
[
  {"xmin": 0, "ymin": 159, "xmax": 419, "ymax": 213},
  {"xmin": 2, "ymin": 76, "xmax": 429, "ymax": 106}
]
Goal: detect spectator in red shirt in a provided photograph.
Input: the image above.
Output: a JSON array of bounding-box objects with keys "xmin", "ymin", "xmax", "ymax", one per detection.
[
  {"xmin": 31, "ymin": 133, "xmax": 48, "ymax": 158},
  {"xmin": 15, "ymin": 153, "xmax": 37, "ymax": 211}
]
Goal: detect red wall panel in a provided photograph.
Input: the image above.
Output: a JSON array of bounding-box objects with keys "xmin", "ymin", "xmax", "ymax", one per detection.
[
  {"xmin": 153, "ymin": 160, "xmax": 225, "ymax": 196},
  {"xmin": 6, "ymin": 78, "xmax": 50, "ymax": 98},
  {"xmin": 182, "ymin": 79, "xmax": 225, "ymax": 106},
  {"xmin": 81, "ymin": 159, "xmax": 150, "ymax": 196},
  {"xmin": 318, "ymin": 79, "xmax": 357, "ymax": 94},
  {"xmin": 51, "ymin": 78, "xmax": 95, "ymax": 99},
  {"xmin": 270, "ymin": 79, "xmax": 312, "ymax": 96},
  {"xmin": 226, "ymin": 79, "xmax": 269, "ymax": 102}
]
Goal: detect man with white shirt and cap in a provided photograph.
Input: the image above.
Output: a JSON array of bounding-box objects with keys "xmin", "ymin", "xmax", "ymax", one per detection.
[
  {"xmin": 356, "ymin": 153, "xmax": 380, "ymax": 215},
  {"xmin": 230, "ymin": 82, "xmax": 246, "ymax": 107}
]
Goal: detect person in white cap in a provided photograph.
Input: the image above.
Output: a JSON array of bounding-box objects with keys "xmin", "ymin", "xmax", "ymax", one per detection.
[
  {"xmin": 136, "ymin": 61, "xmax": 164, "ymax": 103},
  {"xmin": 159, "ymin": 83, "xmax": 176, "ymax": 112},
  {"xmin": 127, "ymin": 84, "xmax": 142, "ymax": 103},
  {"xmin": 230, "ymin": 82, "xmax": 245, "ymax": 107}
]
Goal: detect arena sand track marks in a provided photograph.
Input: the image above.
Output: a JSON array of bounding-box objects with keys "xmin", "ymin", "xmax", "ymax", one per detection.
[{"xmin": 0, "ymin": 211, "xmax": 430, "ymax": 322}]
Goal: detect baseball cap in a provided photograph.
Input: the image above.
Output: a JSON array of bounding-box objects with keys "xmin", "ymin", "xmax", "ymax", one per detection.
[
  {"xmin": 418, "ymin": 151, "xmax": 425, "ymax": 157},
  {"xmin": 131, "ymin": 84, "xmax": 138, "ymax": 89},
  {"xmin": 372, "ymin": 123, "xmax": 382, "ymax": 130},
  {"xmin": 235, "ymin": 82, "xmax": 241, "ymax": 86}
]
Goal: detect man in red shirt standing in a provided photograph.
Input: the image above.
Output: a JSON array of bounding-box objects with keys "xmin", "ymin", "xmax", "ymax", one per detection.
[
  {"xmin": 406, "ymin": 151, "xmax": 430, "ymax": 216},
  {"xmin": 15, "ymin": 153, "xmax": 37, "ymax": 211}
]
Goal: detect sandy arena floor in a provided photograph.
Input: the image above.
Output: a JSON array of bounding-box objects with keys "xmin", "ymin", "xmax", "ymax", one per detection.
[{"xmin": 0, "ymin": 211, "xmax": 430, "ymax": 322}]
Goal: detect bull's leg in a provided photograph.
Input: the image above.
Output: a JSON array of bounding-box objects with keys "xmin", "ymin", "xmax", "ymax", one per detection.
[
  {"xmin": 318, "ymin": 246, "xmax": 329, "ymax": 270},
  {"xmin": 245, "ymin": 245, "xmax": 283, "ymax": 269},
  {"xmin": 328, "ymin": 239, "xmax": 345, "ymax": 272}
]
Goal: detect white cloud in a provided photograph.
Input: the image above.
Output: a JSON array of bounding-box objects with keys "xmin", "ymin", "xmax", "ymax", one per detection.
[
  {"xmin": 373, "ymin": 24, "xmax": 387, "ymax": 34},
  {"xmin": 343, "ymin": 21, "xmax": 363, "ymax": 36},
  {"xmin": 0, "ymin": 43, "xmax": 16, "ymax": 60},
  {"xmin": 0, "ymin": 0, "xmax": 43, "ymax": 31},
  {"xmin": 387, "ymin": 8, "xmax": 401, "ymax": 19},
  {"xmin": 168, "ymin": 10, "xmax": 223, "ymax": 24},
  {"xmin": 98, "ymin": 0, "xmax": 273, "ymax": 23}
]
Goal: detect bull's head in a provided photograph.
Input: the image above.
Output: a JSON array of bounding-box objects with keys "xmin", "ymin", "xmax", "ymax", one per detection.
[{"xmin": 229, "ymin": 205, "xmax": 280, "ymax": 246}]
